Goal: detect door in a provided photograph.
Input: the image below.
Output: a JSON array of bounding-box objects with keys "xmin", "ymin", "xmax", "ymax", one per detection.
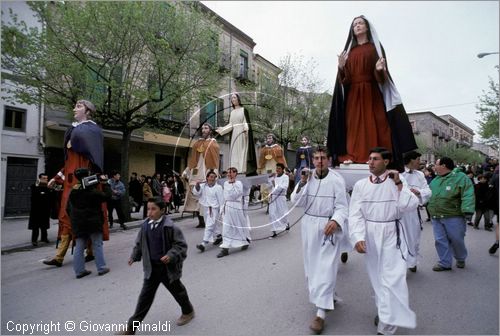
[{"xmin": 4, "ymin": 157, "xmax": 38, "ymax": 217}]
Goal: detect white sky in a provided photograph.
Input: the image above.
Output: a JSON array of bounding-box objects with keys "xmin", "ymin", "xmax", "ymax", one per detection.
[{"xmin": 201, "ymin": 1, "xmax": 499, "ymax": 141}]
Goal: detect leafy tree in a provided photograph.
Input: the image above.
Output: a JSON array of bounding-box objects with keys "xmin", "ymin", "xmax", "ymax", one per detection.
[
  {"xmin": 433, "ymin": 142, "xmax": 483, "ymax": 166},
  {"xmin": 476, "ymin": 68, "xmax": 499, "ymax": 147},
  {"xmin": 2, "ymin": 2, "xmax": 223, "ymax": 217},
  {"xmin": 250, "ymin": 53, "xmax": 330, "ymax": 149}
]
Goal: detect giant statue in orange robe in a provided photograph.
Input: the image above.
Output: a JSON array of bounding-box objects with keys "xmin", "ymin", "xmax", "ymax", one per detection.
[{"xmin": 182, "ymin": 123, "xmax": 220, "ymax": 228}]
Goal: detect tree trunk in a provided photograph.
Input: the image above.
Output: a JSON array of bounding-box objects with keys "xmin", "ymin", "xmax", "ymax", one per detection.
[{"xmin": 120, "ymin": 129, "xmax": 132, "ymax": 222}]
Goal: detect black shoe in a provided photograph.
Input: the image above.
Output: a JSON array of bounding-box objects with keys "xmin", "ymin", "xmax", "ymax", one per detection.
[
  {"xmin": 196, "ymin": 244, "xmax": 205, "ymax": 252},
  {"xmin": 98, "ymin": 267, "xmax": 110, "ymax": 276},
  {"xmin": 485, "ymin": 226, "xmax": 493, "ymax": 231},
  {"xmin": 374, "ymin": 315, "xmax": 379, "ymax": 326},
  {"xmin": 489, "ymin": 242, "xmax": 499, "ymax": 254},
  {"xmin": 76, "ymin": 270, "xmax": 92, "ymax": 279},
  {"xmin": 85, "ymin": 255, "xmax": 95, "ymax": 263},
  {"xmin": 268, "ymin": 232, "xmax": 277, "ymax": 240},
  {"xmin": 456, "ymin": 260, "xmax": 465, "ymax": 269},
  {"xmin": 241, "ymin": 245, "xmax": 249, "ymax": 251},
  {"xmin": 32, "ymin": 241, "xmax": 38, "ymax": 247},
  {"xmin": 213, "ymin": 235, "xmax": 223, "ymax": 245},
  {"xmin": 467, "ymin": 222, "xmax": 473, "ymax": 226},
  {"xmin": 217, "ymin": 248, "xmax": 229, "ymax": 258},
  {"xmin": 409, "ymin": 266, "xmax": 417, "ymax": 272},
  {"xmin": 286, "ymin": 223, "xmax": 290, "ymax": 231},
  {"xmin": 341, "ymin": 252, "xmax": 348, "ymax": 263},
  {"xmin": 43, "ymin": 259, "xmax": 62, "ymax": 267},
  {"xmin": 121, "ymin": 224, "xmax": 128, "ymax": 230}
]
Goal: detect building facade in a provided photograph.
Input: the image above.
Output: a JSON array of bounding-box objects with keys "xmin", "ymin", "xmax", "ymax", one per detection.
[
  {"xmin": 1, "ymin": 1, "xmax": 282, "ymax": 217},
  {"xmin": 1, "ymin": 1, "xmax": 46, "ymax": 218}
]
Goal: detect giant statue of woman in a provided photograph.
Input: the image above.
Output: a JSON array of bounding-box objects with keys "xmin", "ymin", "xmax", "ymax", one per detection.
[
  {"xmin": 327, "ymin": 15, "xmax": 416, "ymax": 169},
  {"xmin": 216, "ymin": 93, "xmax": 257, "ymax": 175}
]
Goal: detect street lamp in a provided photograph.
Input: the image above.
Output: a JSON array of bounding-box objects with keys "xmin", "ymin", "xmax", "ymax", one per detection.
[{"xmin": 477, "ymin": 52, "xmax": 499, "ymax": 58}]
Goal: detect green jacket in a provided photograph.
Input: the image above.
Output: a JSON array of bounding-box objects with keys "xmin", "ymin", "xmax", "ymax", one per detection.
[{"xmin": 428, "ymin": 170, "xmax": 475, "ymax": 218}]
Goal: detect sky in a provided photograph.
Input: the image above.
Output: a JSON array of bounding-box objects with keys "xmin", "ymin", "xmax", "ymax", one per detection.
[{"xmin": 201, "ymin": 1, "xmax": 499, "ymax": 141}]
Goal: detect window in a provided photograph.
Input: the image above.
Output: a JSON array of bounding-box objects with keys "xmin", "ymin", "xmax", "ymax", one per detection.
[
  {"xmin": 4, "ymin": 106, "xmax": 26, "ymax": 132},
  {"xmin": 200, "ymin": 97, "xmax": 224, "ymax": 128},
  {"xmin": 239, "ymin": 50, "xmax": 248, "ymax": 79}
]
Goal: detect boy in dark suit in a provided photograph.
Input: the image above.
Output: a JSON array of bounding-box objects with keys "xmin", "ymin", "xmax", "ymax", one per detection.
[{"xmin": 121, "ymin": 197, "xmax": 194, "ymax": 334}]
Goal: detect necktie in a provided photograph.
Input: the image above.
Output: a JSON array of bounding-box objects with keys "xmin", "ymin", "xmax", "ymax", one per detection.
[{"xmin": 374, "ymin": 176, "xmax": 382, "ymax": 184}]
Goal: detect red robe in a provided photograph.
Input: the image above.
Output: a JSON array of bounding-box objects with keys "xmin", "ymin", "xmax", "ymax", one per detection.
[{"xmin": 338, "ymin": 43, "xmax": 392, "ymax": 163}]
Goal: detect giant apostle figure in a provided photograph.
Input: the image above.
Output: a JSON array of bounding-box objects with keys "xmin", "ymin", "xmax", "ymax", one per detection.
[
  {"xmin": 294, "ymin": 135, "xmax": 314, "ymax": 184},
  {"xmin": 327, "ymin": 15, "xmax": 416, "ymax": 170},
  {"xmin": 182, "ymin": 123, "xmax": 220, "ymax": 228},
  {"xmin": 44, "ymin": 100, "xmax": 108, "ymax": 267}
]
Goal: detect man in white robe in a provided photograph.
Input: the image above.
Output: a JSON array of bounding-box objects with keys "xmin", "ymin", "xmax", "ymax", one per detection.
[
  {"xmin": 401, "ymin": 151, "xmax": 432, "ymax": 272},
  {"xmin": 217, "ymin": 167, "xmax": 251, "ymax": 258},
  {"xmin": 192, "ymin": 171, "xmax": 224, "ymax": 252},
  {"xmin": 268, "ymin": 163, "xmax": 290, "ymax": 238},
  {"xmin": 291, "ymin": 147, "xmax": 349, "ymax": 334},
  {"xmin": 349, "ymin": 147, "xmax": 419, "ymax": 335}
]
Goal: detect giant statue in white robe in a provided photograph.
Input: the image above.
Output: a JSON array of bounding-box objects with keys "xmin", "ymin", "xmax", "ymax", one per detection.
[
  {"xmin": 216, "ymin": 106, "xmax": 249, "ymax": 174},
  {"xmin": 291, "ymin": 168, "xmax": 349, "ymax": 311},
  {"xmin": 349, "ymin": 172, "xmax": 419, "ymax": 334},
  {"xmin": 401, "ymin": 167, "xmax": 432, "ymax": 270}
]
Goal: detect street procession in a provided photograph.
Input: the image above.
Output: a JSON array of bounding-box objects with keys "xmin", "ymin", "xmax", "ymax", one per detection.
[{"xmin": 1, "ymin": 1, "xmax": 498, "ymax": 335}]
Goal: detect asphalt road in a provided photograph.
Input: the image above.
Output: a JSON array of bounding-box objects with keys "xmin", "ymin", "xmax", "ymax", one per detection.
[{"xmin": 1, "ymin": 204, "xmax": 498, "ymax": 335}]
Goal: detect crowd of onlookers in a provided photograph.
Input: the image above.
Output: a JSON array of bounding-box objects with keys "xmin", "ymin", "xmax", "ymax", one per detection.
[{"xmin": 128, "ymin": 172, "xmax": 186, "ymax": 219}]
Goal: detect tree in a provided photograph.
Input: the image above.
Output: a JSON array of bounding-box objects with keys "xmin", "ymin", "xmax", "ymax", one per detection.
[
  {"xmin": 432, "ymin": 142, "xmax": 483, "ymax": 166},
  {"xmin": 476, "ymin": 68, "xmax": 499, "ymax": 147},
  {"xmin": 2, "ymin": 2, "xmax": 222, "ymax": 217},
  {"xmin": 250, "ymin": 53, "xmax": 330, "ymax": 149}
]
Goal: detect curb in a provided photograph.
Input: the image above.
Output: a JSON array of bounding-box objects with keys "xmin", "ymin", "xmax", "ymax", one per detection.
[{"xmin": 1, "ymin": 213, "xmax": 191, "ymax": 254}]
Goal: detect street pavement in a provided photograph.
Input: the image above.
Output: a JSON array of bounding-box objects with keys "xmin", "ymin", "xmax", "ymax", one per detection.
[{"xmin": 1, "ymin": 203, "xmax": 498, "ymax": 335}]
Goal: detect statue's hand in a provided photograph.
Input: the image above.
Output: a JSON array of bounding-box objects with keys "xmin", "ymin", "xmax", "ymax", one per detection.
[
  {"xmin": 338, "ymin": 50, "xmax": 348, "ymax": 70},
  {"xmin": 376, "ymin": 57, "xmax": 386, "ymax": 71}
]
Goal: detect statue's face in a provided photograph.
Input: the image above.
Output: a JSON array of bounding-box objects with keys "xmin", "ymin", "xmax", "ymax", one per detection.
[
  {"xmin": 201, "ymin": 124, "xmax": 211, "ymax": 138},
  {"xmin": 352, "ymin": 17, "xmax": 368, "ymax": 37},
  {"xmin": 231, "ymin": 94, "xmax": 240, "ymax": 107},
  {"xmin": 73, "ymin": 102, "xmax": 87, "ymax": 122}
]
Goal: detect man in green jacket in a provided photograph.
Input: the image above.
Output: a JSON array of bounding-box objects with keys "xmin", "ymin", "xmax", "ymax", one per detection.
[{"xmin": 427, "ymin": 157, "xmax": 475, "ymax": 271}]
